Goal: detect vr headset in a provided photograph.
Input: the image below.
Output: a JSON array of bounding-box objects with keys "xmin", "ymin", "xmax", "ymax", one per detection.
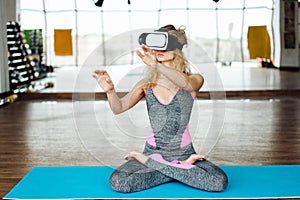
[{"xmin": 138, "ymin": 30, "xmax": 184, "ymax": 51}]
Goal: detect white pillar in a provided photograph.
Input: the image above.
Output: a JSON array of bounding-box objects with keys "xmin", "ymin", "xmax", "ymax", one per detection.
[
  {"xmin": 0, "ymin": 0, "xmax": 19, "ymax": 93},
  {"xmin": 273, "ymin": 0, "xmax": 299, "ymax": 69}
]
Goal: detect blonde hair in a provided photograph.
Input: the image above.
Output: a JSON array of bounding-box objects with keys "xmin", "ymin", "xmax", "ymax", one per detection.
[
  {"xmin": 146, "ymin": 25, "xmax": 190, "ymax": 83},
  {"xmin": 158, "ymin": 24, "xmax": 187, "ymax": 46}
]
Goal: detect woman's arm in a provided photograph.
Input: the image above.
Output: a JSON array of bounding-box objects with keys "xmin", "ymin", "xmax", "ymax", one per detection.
[
  {"xmin": 136, "ymin": 45, "xmax": 204, "ymax": 92},
  {"xmin": 156, "ymin": 63, "xmax": 204, "ymax": 92},
  {"xmin": 93, "ymin": 69, "xmax": 146, "ymax": 115}
]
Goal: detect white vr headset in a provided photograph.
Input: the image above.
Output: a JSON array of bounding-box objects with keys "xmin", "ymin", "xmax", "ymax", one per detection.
[{"xmin": 138, "ymin": 31, "xmax": 184, "ymax": 51}]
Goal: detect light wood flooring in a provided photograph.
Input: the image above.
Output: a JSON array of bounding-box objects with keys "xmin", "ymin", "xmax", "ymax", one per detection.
[{"xmin": 1, "ymin": 65, "xmax": 300, "ymax": 199}]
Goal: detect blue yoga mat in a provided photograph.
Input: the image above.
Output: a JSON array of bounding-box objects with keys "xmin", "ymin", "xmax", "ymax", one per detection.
[{"xmin": 4, "ymin": 165, "xmax": 300, "ymax": 199}]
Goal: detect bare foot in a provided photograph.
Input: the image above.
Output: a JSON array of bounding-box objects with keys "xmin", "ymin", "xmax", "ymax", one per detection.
[
  {"xmin": 124, "ymin": 150, "xmax": 149, "ymax": 164},
  {"xmin": 179, "ymin": 154, "xmax": 205, "ymax": 165}
]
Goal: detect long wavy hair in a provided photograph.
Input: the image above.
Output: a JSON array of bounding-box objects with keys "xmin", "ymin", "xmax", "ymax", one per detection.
[{"xmin": 145, "ymin": 24, "xmax": 190, "ymax": 83}]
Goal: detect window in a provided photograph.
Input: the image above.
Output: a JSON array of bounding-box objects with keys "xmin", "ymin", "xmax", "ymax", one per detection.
[{"xmin": 20, "ymin": 0, "xmax": 274, "ymax": 66}]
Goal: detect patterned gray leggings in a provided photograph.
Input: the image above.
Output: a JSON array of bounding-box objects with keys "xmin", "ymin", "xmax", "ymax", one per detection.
[{"xmin": 110, "ymin": 158, "xmax": 228, "ymax": 193}]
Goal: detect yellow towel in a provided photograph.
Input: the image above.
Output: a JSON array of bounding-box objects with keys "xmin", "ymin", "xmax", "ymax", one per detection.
[
  {"xmin": 54, "ymin": 29, "xmax": 73, "ymax": 56},
  {"xmin": 247, "ymin": 26, "xmax": 271, "ymax": 59}
]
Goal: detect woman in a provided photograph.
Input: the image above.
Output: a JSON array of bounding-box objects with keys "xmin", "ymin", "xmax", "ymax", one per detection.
[{"xmin": 93, "ymin": 25, "xmax": 228, "ymax": 193}]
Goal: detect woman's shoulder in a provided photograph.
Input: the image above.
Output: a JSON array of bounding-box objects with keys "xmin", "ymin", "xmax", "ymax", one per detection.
[
  {"xmin": 188, "ymin": 73, "xmax": 203, "ymax": 78},
  {"xmin": 188, "ymin": 73, "xmax": 204, "ymax": 83},
  {"xmin": 186, "ymin": 73, "xmax": 204, "ymax": 92}
]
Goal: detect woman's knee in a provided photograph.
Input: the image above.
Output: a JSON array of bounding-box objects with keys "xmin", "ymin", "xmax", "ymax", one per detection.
[
  {"xmin": 109, "ymin": 171, "xmax": 133, "ymax": 193},
  {"xmin": 212, "ymin": 173, "xmax": 228, "ymax": 192}
]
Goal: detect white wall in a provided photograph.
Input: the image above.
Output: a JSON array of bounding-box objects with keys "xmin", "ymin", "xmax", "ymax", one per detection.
[
  {"xmin": 273, "ymin": 0, "xmax": 299, "ymax": 69},
  {"xmin": 0, "ymin": 0, "xmax": 19, "ymax": 93}
]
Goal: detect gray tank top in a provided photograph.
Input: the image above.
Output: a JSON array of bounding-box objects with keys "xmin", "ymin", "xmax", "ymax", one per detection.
[{"xmin": 143, "ymin": 86, "xmax": 196, "ymax": 161}]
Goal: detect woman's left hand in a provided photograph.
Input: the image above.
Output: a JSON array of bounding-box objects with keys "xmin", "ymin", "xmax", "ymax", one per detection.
[
  {"xmin": 136, "ymin": 45, "xmax": 157, "ymax": 68},
  {"xmin": 92, "ymin": 69, "xmax": 114, "ymax": 93}
]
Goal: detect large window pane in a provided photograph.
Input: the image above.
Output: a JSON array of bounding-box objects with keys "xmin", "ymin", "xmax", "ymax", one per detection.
[
  {"xmin": 217, "ymin": 0, "xmax": 244, "ymax": 9},
  {"xmin": 44, "ymin": 0, "xmax": 75, "ymax": 11},
  {"xmin": 77, "ymin": 12, "xmax": 102, "ymax": 35},
  {"xmin": 102, "ymin": 12, "xmax": 131, "ymax": 37},
  {"xmin": 160, "ymin": 0, "xmax": 188, "ymax": 9},
  {"xmin": 77, "ymin": 0, "xmax": 100, "ymax": 11},
  {"xmin": 77, "ymin": 12, "xmax": 102, "ymax": 66},
  {"xmin": 188, "ymin": 10, "xmax": 217, "ymax": 61},
  {"xmin": 46, "ymin": 12, "xmax": 76, "ymax": 66},
  {"xmin": 188, "ymin": 10, "xmax": 216, "ymax": 39},
  {"xmin": 130, "ymin": 12, "xmax": 158, "ymax": 29},
  {"xmin": 46, "ymin": 12, "xmax": 76, "ymax": 32},
  {"xmin": 159, "ymin": 10, "xmax": 188, "ymax": 28},
  {"xmin": 189, "ymin": 0, "xmax": 215, "ymax": 9},
  {"xmin": 217, "ymin": 10, "xmax": 243, "ymax": 39},
  {"xmin": 245, "ymin": 0, "xmax": 274, "ymax": 8},
  {"xmin": 78, "ymin": 33, "xmax": 102, "ymax": 66},
  {"xmin": 217, "ymin": 10, "xmax": 243, "ymax": 62},
  {"xmin": 101, "ymin": 0, "xmax": 130, "ymax": 10},
  {"xmin": 244, "ymin": 8, "xmax": 273, "ymax": 27},
  {"xmin": 20, "ymin": 11, "xmax": 44, "ymax": 29},
  {"xmin": 20, "ymin": 0, "xmax": 43, "ymax": 10},
  {"xmin": 130, "ymin": 0, "xmax": 161, "ymax": 11}
]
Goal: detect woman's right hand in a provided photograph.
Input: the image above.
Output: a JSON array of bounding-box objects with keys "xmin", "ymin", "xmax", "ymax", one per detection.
[
  {"xmin": 92, "ymin": 69, "xmax": 114, "ymax": 93},
  {"xmin": 136, "ymin": 45, "xmax": 157, "ymax": 68}
]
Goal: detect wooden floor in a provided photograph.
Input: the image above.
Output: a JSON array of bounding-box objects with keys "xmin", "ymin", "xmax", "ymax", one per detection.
[{"xmin": 1, "ymin": 65, "xmax": 300, "ymax": 199}]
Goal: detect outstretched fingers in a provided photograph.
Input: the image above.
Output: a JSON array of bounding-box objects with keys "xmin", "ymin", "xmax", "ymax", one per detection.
[
  {"xmin": 92, "ymin": 69, "xmax": 114, "ymax": 92},
  {"xmin": 93, "ymin": 69, "xmax": 107, "ymax": 79},
  {"xmin": 136, "ymin": 45, "xmax": 157, "ymax": 68}
]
